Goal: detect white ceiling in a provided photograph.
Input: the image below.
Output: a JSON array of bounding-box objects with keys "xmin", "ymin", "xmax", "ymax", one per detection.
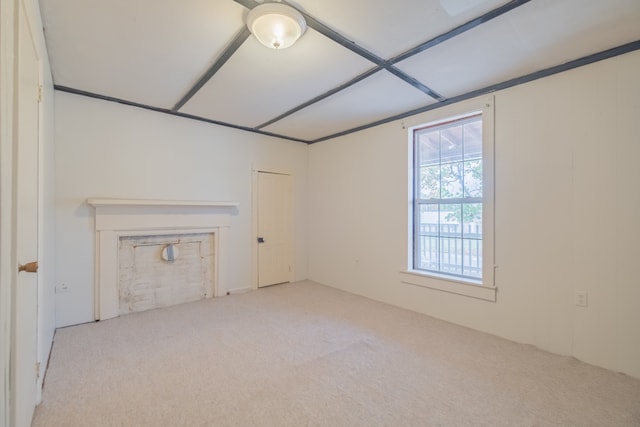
[{"xmin": 39, "ymin": 0, "xmax": 640, "ymax": 143}]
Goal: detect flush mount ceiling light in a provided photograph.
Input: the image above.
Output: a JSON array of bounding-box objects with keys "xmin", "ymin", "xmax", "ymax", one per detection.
[{"xmin": 246, "ymin": 2, "xmax": 307, "ymax": 49}]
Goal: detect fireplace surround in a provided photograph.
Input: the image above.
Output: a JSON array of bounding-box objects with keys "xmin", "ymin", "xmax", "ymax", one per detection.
[{"xmin": 88, "ymin": 198, "xmax": 238, "ymax": 320}]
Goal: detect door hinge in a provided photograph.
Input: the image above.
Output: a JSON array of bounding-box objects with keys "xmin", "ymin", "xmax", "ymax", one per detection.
[
  {"xmin": 35, "ymin": 362, "xmax": 41, "ymax": 378},
  {"xmin": 37, "ymin": 85, "xmax": 44, "ymax": 103}
]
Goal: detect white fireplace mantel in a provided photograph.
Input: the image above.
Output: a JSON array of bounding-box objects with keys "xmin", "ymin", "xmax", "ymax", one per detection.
[
  {"xmin": 88, "ymin": 198, "xmax": 238, "ymax": 320},
  {"xmin": 87, "ymin": 198, "xmax": 239, "ymax": 208}
]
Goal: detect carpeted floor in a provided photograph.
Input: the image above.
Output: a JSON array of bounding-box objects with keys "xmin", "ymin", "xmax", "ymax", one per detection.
[{"xmin": 33, "ymin": 280, "xmax": 640, "ymax": 426}]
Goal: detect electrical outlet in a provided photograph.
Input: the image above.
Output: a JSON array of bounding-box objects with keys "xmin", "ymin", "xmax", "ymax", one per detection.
[
  {"xmin": 55, "ymin": 283, "xmax": 70, "ymax": 293},
  {"xmin": 575, "ymin": 291, "xmax": 588, "ymax": 307}
]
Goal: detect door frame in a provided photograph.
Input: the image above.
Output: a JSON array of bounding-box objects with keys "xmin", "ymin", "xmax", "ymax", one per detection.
[{"xmin": 251, "ymin": 164, "xmax": 294, "ymax": 290}]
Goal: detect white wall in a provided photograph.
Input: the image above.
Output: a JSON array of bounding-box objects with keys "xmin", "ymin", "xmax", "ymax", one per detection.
[
  {"xmin": 308, "ymin": 50, "xmax": 640, "ymax": 378},
  {"xmin": 54, "ymin": 92, "xmax": 308, "ymax": 327}
]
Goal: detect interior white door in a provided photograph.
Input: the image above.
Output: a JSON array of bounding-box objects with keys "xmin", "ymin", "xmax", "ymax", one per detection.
[
  {"xmin": 257, "ymin": 172, "xmax": 292, "ymax": 287},
  {"xmin": 12, "ymin": 3, "xmax": 40, "ymax": 426}
]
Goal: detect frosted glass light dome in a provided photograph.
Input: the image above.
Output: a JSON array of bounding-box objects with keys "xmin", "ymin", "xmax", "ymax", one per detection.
[{"xmin": 246, "ymin": 3, "xmax": 307, "ymax": 49}]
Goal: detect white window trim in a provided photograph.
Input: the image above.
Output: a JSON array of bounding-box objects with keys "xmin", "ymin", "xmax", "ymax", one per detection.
[{"xmin": 402, "ymin": 96, "xmax": 496, "ymax": 302}]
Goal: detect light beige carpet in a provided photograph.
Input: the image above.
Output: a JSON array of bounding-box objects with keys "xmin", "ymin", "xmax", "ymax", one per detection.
[{"xmin": 33, "ymin": 281, "xmax": 640, "ymax": 426}]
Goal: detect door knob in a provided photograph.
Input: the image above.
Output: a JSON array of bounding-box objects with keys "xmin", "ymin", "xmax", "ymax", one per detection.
[{"xmin": 18, "ymin": 261, "xmax": 38, "ymax": 273}]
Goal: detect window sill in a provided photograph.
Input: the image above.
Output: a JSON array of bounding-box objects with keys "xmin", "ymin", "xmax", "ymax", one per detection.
[{"xmin": 400, "ymin": 270, "xmax": 497, "ymax": 302}]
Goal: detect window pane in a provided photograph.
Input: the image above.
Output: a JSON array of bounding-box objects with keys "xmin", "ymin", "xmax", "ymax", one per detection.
[
  {"xmin": 441, "ymin": 161, "xmax": 464, "ymax": 199},
  {"xmin": 462, "ymin": 203, "xmax": 482, "ymax": 237},
  {"xmin": 463, "ymin": 238, "xmax": 482, "ymax": 278},
  {"xmin": 417, "ymin": 204, "xmax": 439, "ymax": 270},
  {"xmin": 440, "ymin": 237, "xmax": 462, "ymax": 275},
  {"xmin": 419, "ymin": 204, "xmax": 439, "ymax": 236},
  {"xmin": 419, "ymin": 165, "xmax": 440, "ymax": 199},
  {"xmin": 440, "ymin": 125, "xmax": 463, "ymax": 164},
  {"xmin": 441, "ymin": 203, "xmax": 462, "ymax": 236},
  {"xmin": 464, "ymin": 120, "xmax": 482, "ymax": 160},
  {"xmin": 418, "ymin": 130, "xmax": 440, "ymax": 166},
  {"xmin": 463, "ymin": 160, "xmax": 482, "ymax": 198},
  {"xmin": 440, "ymin": 205, "xmax": 463, "ymax": 273}
]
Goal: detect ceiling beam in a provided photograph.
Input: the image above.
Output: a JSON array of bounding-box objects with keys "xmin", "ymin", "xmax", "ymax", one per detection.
[
  {"xmin": 256, "ymin": 67, "xmax": 382, "ymax": 130},
  {"xmin": 309, "ymin": 39, "xmax": 640, "ymax": 144},
  {"xmin": 233, "ymin": 0, "xmax": 445, "ymax": 101},
  {"xmin": 53, "ymin": 40, "xmax": 640, "ymax": 145},
  {"xmin": 55, "ymin": 85, "xmax": 310, "ymax": 144},
  {"xmin": 284, "ymin": 1, "xmax": 446, "ymax": 102},
  {"xmin": 233, "ymin": 0, "xmax": 531, "ymax": 130},
  {"xmin": 171, "ymin": 27, "xmax": 251, "ymax": 112}
]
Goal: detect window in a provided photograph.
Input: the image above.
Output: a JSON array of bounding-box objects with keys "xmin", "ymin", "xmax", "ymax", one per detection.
[
  {"xmin": 403, "ymin": 99, "xmax": 494, "ymax": 299},
  {"xmin": 412, "ymin": 111, "xmax": 490, "ymax": 284}
]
